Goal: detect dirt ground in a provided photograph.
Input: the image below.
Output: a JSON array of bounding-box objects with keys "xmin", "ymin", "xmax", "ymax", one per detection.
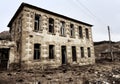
[{"xmin": 0, "ymin": 61, "xmax": 120, "ymax": 84}]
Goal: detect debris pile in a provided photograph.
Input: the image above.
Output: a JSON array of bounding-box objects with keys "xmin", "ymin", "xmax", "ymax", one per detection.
[{"xmin": 0, "ymin": 62, "xmax": 120, "ymax": 84}]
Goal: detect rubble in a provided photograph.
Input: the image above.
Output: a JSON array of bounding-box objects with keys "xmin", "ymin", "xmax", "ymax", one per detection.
[{"xmin": 0, "ymin": 61, "xmax": 120, "ymax": 84}]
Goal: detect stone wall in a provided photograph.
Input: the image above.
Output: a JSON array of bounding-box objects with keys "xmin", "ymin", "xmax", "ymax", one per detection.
[
  {"xmin": 10, "ymin": 6, "xmax": 95, "ymax": 69},
  {"xmin": 0, "ymin": 40, "xmax": 15, "ymax": 69}
]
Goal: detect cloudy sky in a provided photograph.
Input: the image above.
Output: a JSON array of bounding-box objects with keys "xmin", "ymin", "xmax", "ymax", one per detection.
[{"xmin": 0, "ymin": 0, "xmax": 120, "ymax": 41}]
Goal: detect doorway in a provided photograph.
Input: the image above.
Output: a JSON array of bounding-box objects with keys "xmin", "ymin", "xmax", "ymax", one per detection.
[
  {"xmin": 0, "ymin": 48, "xmax": 10, "ymax": 70},
  {"xmin": 72, "ymin": 46, "xmax": 77, "ymax": 62},
  {"xmin": 61, "ymin": 46, "xmax": 67, "ymax": 64}
]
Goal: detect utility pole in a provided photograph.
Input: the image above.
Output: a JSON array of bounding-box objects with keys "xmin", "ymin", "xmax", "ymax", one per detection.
[{"xmin": 108, "ymin": 26, "xmax": 113, "ymax": 61}]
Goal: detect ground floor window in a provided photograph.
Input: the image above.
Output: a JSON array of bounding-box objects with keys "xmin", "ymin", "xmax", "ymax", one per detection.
[
  {"xmin": 34, "ymin": 44, "xmax": 41, "ymax": 60},
  {"xmin": 87, "ymin": 47, "xmax": 91, "ymax": 57}
]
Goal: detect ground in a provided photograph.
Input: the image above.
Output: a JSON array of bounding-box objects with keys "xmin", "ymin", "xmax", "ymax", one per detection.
[{"xmin": 0, "ymin": 61, "xmax": 120, "ymax": 84}]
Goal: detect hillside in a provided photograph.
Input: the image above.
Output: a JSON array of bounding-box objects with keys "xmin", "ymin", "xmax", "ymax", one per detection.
[
  {"xmin": 0, "ymin": 31, "xmax": 11, "ymax": 40},
  {"xmin": 94, "ymin": 41, "xmax": 120, "ymax": 61}
]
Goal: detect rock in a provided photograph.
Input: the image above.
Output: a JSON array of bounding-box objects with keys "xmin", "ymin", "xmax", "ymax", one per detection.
[
  {"xmin": 7, "ymin": 73, "xmax": 12, "ymax": 76},
  {"xmin": 16, "ymin": 79, "xmax": 24, "ymax": 82},
  {"xmin": 112, "ymin": 75, "xmax": 120, "ymax": 78}
]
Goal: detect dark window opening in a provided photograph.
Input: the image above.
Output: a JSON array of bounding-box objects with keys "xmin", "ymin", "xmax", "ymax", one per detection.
[
  {"xmin": 72, "ymin": 46, "xmax": 77, "ymax": 62},
  {"xmin": 85, "ymin": 28, "xmax": 89, "ymax": 39},
  {"xmin": 34, "ymin": 14, "xmax": 40, "ymax": 31},
  {"xmin": 34, "ymin": 44, "xmax": 41, "ymax": 60},
  {"xmin": 16, "ymin": 41, "xmax": 20, "ymax": 52},
  {"xmin": 79, "ymin": 26, "xmax": 83, "ymax": 38},
  {"xmin": 49, "ymin": 18, "xmax": 54, "ymax": 33},
  {"xmin": 60, "ymin": 21, "xmax": 65, "ymax": 36},
  {"xmin": 49, "ymin": 45, "xmax": 55, "ymax": 59},
  {"xmin": 18, "ymin": 17, "xmax": 22, "ymax": 33},
  {"xmin": 87, "ymin": 47, "xmax": 91, "ymax": 57},
  {"xmin": 80, "ymin": 47, "xmax": 84, "ymax": 58},
  {"xmin": 70, "ymin": 24, "xmax": 74, "ymax": 37}
]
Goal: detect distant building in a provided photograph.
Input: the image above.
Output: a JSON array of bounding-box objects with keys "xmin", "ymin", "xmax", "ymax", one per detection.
[
  {"xmin": 7, "ymin": 3, "xmax": 95, "ymax": 70},
  {"xmin": 101, "ymin": 48, "xmax": 120, "ymax": 61}
]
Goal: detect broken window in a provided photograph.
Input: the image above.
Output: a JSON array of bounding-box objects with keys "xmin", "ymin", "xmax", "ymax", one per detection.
[
  {"xmin": 80, "ymin": 47, "xmax": 84, "ymax": 58},
  {"xmin": 72, "ymin": 46, "xmax": 77, "ymax": 61},
  {"xmin": 49, "ymin": 45, "xmax": 55, "ymax": 59},
  {"xmin": 79, "ymin": 26, "xmax": 83, "ymax": 38},
  {"xmin": 34, "ymin": 44, "xmax": 41, "ymax": 60},
  {"xmin": 87, "ymin": 47, "xmax": 91, "ymax": 57},
  {"xmin": 49, "ymin": 18, "xmax": 54, "ymax": 33},
  {"xmin": 60, "ymin": 21, "xmax": 65, "ymax": 36},
  {"xmin": 34, "ymin": 14, "xmax": 40, "ymax": 31},
  {"xmin": 70, "ymin": 24, "xmax": 74, "ymax": 37},
  {"xmin": 85, "ymin": 28, "xmax": 89, "ymax": 39}
]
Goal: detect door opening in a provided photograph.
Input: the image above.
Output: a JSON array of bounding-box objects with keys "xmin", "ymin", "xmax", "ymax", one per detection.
[
  {"xmin": 72, "ymin": 46, "xmax": 77, "ymax": 62},
  {"xmin": 0, "ymin": 48, "xmax": 10, "ymax": 70},
  {"xmin": 61, "ymin": 46, "xmax": 67, "ymax": 64}
]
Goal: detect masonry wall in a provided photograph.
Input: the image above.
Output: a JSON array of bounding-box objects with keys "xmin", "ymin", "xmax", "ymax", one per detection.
[
  {"xmin": 10, "ymin": 6, "xmax": 95, "ymax": 69},
  {"xmin": 0, "ymin": 40, "xmax": 15, "ymax": 69}
]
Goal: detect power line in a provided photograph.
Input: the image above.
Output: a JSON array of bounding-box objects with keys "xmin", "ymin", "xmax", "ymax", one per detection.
[{"xmin": 73, "ymin": 0, "xmax": 107, "ymax": 26}]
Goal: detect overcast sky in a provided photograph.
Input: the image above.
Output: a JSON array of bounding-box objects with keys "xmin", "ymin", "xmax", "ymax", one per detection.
[{"xmin": 0, "ymin": 0, "xmax": 120, "ymax": 41}]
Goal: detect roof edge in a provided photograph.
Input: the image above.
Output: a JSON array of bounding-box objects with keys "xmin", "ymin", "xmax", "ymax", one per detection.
[
  {"xmin": 8, "ymin": 3, "xmax": 25, "ymax": 27},
  {"xmin": 8, "ymin": 2, "xmax": 93, "ymax": 27}
]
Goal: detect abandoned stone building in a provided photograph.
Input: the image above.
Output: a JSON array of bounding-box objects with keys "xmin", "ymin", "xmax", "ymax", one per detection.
[{"xmin": 7, "ymin": 3, "xmax": 95, "ymax": 69}]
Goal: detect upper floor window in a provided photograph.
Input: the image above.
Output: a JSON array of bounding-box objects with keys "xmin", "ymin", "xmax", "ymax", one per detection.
[
  {"xmin": 70, "ymin": 24, "xmax": 74, "ymax": 37},
  {"xmin": 34, "ymin": 14, "xmax": 40, "ymax": 31},
  {"xmin": 79, "ymin": 26, "xmax": 83, "ymax": 38},
  {"xmin": 49, "ymin": 18, "xmax": 54, "ymax": 33},
  {"xmin": 60, "ymin": 21, "xmax": 65, "ymax": 36},
  {"xmin": 34, "ymin": 44, "xmax": 41, "ymax": 60},
  {"xmin": 85, "ymin": 28, "xmax": 89, "ymax": 39},
  {"xmin": 18, "ymin": 17, "xmax": 22, "ymax": 33}
]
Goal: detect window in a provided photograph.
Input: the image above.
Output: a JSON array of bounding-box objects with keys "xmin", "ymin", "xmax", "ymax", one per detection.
[
  {"xmin": 60, "ymin": 21, "xmax": 65, "ymax": 36},
  {"xmin": 85, "ymin": 28, "xmax": 89, "ymax": 39},
  {"xmin": 49, "ymin": 45, "xmax": 55, "ymax": 59},
  {"xmin": 70, "ymin": 24, "xmax": 74, "ymax": 37},
  {"xmin": 80, "ymin": 47, "xmax": 84, "ymax": 58},
  {"xmin": 49, "ymin": 18, "xmax": 54, "ymax": 33},
  {"xmin": 18, "ymin": 17, "xmax": 22, "ymax": 33},
  {"xmin": 16, "ymin": 41, "xmax": 20, "ymax": 52},
  {"xmin": 34, "ymin": 14, "xmax": 40, "ymax": 31},
  {"xmin": 87, "ymin": 47, "xmax": 91, "ymax": 57},
  {"xmin": 79, "ymin": 26, "xmax": 83, "ymax": 38},
  {"xmin": 34, "ymin": 44, "xmax": 41, "ymax": 60}
]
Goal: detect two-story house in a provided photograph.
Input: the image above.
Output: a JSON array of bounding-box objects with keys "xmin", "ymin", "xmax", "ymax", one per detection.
[{"xmin": 8, "ymin": 3, "xmax": 95, "ymax": 69}]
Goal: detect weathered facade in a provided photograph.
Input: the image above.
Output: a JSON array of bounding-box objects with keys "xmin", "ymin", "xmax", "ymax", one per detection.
[
  {"xmin": 8, "ymin": 3, "xmax": 95, "ymax": 69},
  {"xmin": 0, "ymin": 40, "xmax": 15, "ymax": 70}
]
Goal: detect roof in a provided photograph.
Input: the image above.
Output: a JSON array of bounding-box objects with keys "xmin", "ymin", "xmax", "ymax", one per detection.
[{"xmin": 8, "ymin": 2, "xmax": 93, "ymax": 27}]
